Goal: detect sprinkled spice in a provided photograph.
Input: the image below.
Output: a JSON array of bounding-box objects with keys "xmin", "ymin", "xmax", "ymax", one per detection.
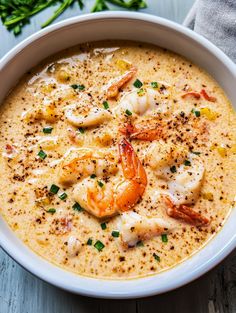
[
  {"xmin": 191, "ymin": 151, "xmax": 201, "ymax": 155},
  {"xmin": 111, "ymin": 231, "xmax": 120, "ymax": 238},
  {"xmin": 133, "ymin": 79, "xmax": 143, "ymax": 88},
  {"xmin": 161, "ymin": 234, "xmax": 168, "ymax": 243},
  {"xmin": 72, "ymin": 202, "xmax": 83, "ymax": 212},
  {"xmin": 38, "ymin": 150, "xmax": 47, "ymax": 160},
  {"xmin": 50, "ymin": 184, "xmax": 59, "ymax": 194},
  {"xmin": 43, "ymin": 126, "xmax": 53, "ymax": 134},
  {"xmin": 103, "ymin": 101, "xmax": 109, "ymax": 109},
  {"xmin": 94, "ymin": 240, "xmax": 105, "ymax": 251},
  {"xmin": 101, "ymin": 222, "xmax": 107, "ymax": 230}
]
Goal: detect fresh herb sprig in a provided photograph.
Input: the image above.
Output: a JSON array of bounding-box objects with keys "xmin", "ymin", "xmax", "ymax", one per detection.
[{"xmin": 0, "ymin": 0, "xmax": 147, "ymax": 35}]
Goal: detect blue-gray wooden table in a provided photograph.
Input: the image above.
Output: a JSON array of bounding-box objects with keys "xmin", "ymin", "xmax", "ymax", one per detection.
[{"xmin": 1, "ymin": 1, "xmax": 236, "ymax": 312}]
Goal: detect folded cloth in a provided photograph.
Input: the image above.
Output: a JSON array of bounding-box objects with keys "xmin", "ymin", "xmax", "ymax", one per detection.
[{"xmin": 183, "ymin": 0, "xmax": 236, "ymax": 63}]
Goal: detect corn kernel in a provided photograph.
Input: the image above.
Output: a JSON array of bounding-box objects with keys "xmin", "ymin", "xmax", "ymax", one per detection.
[
  {"xmin": 200, "ymin": 107, "xmax": 217, "ymax": 121},
  {"xmin": 231, "ymin": 144, "xmax": 236, "ymax": 153},
  {"xmin": 202, "ymin": 192, "xmax": 214, "ymax": 201},
  {"xmin": 217, "ymin": 146, "xmax": 227, "ymax": 157},
  {"xmin": 116, "ymin": 59, "xmax": 131, "ymax": 71},
  {"xmin": 57, "ymin": 69, "xmax": 70, "ymax": 83},
  {"xmin": 41, "ymin": 84, "xmax": 54, "ymax": 93}
]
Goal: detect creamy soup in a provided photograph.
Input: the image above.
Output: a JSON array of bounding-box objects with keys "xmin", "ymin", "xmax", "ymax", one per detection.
[{"xmin": 0, "ymin": 41, "xmax": 235, "ymax": 279}]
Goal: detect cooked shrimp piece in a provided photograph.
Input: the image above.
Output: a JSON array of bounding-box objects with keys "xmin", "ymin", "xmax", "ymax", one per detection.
[
  {"xmin": 146, "ymin": 141, "xmax": 205, "ymax": 205},
  {"xmin": 107, "ymin": 66, "xmax": 137, "ymax": 98},
  {"xmin": 118, "ymin": 211, "xmax": 174, "ymax": 247},
  {"xmin": 162, "ymin": 195, "xmax": 209, "ymax": 226},
  {"xmin": 120, "ymin": 120, "xmax": 164, "ymax": 141},
  {"xmin": 200, "ymin": 89, "xmax": 217, "ymax": 102},
  {"xmin": 73, "ymin": 138, "xmax": 147, "ymax": 218},
  {"xmin": 58, "ymin": 148, "xmax": 118, "ymax": 185},
  {"xmin": 65, "ymin": 104, "xmax": 112, "ymax": 128},
  {"xmin": 114, "ymin": 87, "xmax": 170, "ymax": 117}
]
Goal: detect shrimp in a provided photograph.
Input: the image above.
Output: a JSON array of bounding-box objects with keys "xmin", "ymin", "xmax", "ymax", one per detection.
[
  {"xmin": 118, "ymin": 211, "xmax": 174, "ymax": 247},
  {"xmin": 58, "ymin": 148, "xmax": 118, "ymax": 186},
  {"xmin": 146, "ymin": 141, "xmax": 205, "ymax": 205},
  {"xmin": 114, "ymin": 87, "xmax": 171, "ymax": 117},
  {"xmin": 73, "ymin": 138, "xmax": 147, "ymax": 218},
  {"xmin": 120, "ymin": 120, "xmax": 164, "ymax": 141},
  {"xmin": 162, "ymin": 195, "xmax": 209, "ymax": 226},
  {"xmin": 107, "ymin": 66, "xmax": 137, "ymax": 98}
]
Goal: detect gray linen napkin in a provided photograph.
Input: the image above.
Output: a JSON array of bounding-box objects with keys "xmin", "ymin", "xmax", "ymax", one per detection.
[{"xmin": 183, "ymin": 0, "xmax": 236, "ymax": 63}]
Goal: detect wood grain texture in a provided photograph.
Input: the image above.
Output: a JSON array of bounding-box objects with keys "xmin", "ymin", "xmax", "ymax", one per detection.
[{"xmin": 1, "ymin": 0, "xmax": 236, "ymax": 312}]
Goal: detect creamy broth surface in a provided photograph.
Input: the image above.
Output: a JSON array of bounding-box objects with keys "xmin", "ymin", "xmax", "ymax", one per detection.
[{"xmin": 0, "ymin": 41, "xmax": 235, "ymax": 279}]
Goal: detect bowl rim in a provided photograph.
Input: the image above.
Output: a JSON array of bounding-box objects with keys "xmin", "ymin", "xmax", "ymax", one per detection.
[{"xmin": 0, "ymin": 11, "xmax": 236, "ymax": 299}]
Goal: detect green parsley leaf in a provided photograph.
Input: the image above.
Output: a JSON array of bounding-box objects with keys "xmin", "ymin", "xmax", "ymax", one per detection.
[
  {"xmin": 72, "ymin": 202, "xmax": 83, "ymax": 212},
  {"xmin": 38, "ymin": 150, "xmax": 47, "ymax": 160},
  {"xmin": 112, "ymin": 230, "xmax": 120, "ymax": 238},
  {"xmin": 103, "ymin": 101, "xmax": 109, "ymax": 109},
  {"xmin": 59, "ymin": 192, "xmax": 67, "ymax": 200},
  {"xmin": 151, "ymin": 82, "xmax": 158, "ymax": 88},
  {"xmin": 94, "ymin": 240, "xmax": 105, "ymax": 251},
  {"xmin": 78, "ymin": 127, "xmax": 85, "ymax": 134},
  {"xmin": 97, "ymin": 180, "xmax": 104, "ymax": 188},
  {"xmin": 90, "ymin": 174, "xmax": 97, "ymax": 179},
  {"xmin": 136, "ymin": 240, "xmax": 144, "ymax": 247},
  {"xmin": 133, "ymin": 79, "xmax": 143, "ymax": 88},
  {"xmin": 101, "ymin": 222, "xmax": 107, "ymax": 230},
  {"xmin": 161, "ymin": 234, "xmax": 168, "ymax": 243},
  {"xmin": 47, "ymin": 208, "xmax": 56, "ymax": 214},
  {"xmin": 125, "ymin": 109, "xmax": 132, "ymax": 116},
  {"xmin": 43, "ymin": 126, "xmax": 53, "ymax": 134},
  {"xmin": 87, "ymin": 238, "xmax": 93, "ymax": 245},
  {"xmin": 191, "ymin": 151, "xmax": 201, "ymax": 155},
  {"xmin": 153, "ymin": 253, "xmax": 160, "ymax": 262},
  {"xmin": 194, "ymin": 110, "xmax": 200, "ymax": 117},
  {"xmin": 184, "ymin": 160, "xmax": 191, "ymax": 166},
  {"xmin": 50, "ymin": 184, "xmax": 59, "ymax": 194},
  {"xmin": 170, "ymin": 165, "xmax": 177, "ymax": 173}
]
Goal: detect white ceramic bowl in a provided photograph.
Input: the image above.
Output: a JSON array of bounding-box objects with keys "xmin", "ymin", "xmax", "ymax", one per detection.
[{"xmin": 0, "ymin": 12, "xmax": 236, "ymax": 299}]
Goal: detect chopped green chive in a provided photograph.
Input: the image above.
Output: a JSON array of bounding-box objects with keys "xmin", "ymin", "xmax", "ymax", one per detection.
[
  {"xmin": 97, "ymin": 180, "xmax": 104, "ymax": 188},
  {"xmin": 94, "ymin": 240, "xmax": 105, "ymax": 251},
  {"xmin": 72, "ymin": 202, "xmax": 83, "ymax": 212},
  {"xmin": 194, "ymin": 110, "xmax": 201, "ymax": 117},
  {"xmin": 153, "ymin": 253, "xmax": 160, "ymax": 262},
  {"xmin": 50, "ymin": 184, "xmax": 59, "ymax": 194},
  {"xmin": 101, "ymin": 222, "xmax": 107, "ymax": 230},
  {"xmin": 71, "ymin": 84, "xmax": 85, "ymax": 90},
  {"xmin": 78, "ymin": 127, "xmax": 85, "ymax": 134},
  {"xmin": 161, "ymin": 234, "xmax": 168, "ymax": 243},
  {"xmin": 59, "ymin": 192, "xmax": 67, "ymax": 200},
  {"xmin": 90, "ymin": 174, "xmax": 97, "ymax": 179},
  {"xmin": 170, "ymin": 165, "xmax": 177, "ymax": 173},
  {"xmin": 87, "ymin": 238, "xmax": 93, "ymax": 246},
  {"xmin": 151, "ymin": 82, "xmax": 158, "ymax": 88},
  {"xmin": 133, "ymin": 79, "xmax": 143, "ymax": 88},
  {"xmin": 136, "ymin": 240, "xmax": 144, "ymax": 247},
  {"xmin": 38, "ymin": 150, "xmax": 47, "ymax": 160},
  {"xmin": 47, "ymin": 208, "xmax": 56, "ymax": 214},
  {"xmin": 103, "ymin": 101, "xmax": 109, "ymax": 110},
  {"xmin": 112, "ymin": 231, "xmax": 120, "ymax": 238},
  {"xmin": 43, "ymin": 126, "xmax": 53, "ymax": 134},
  {"xmin": 184, "ymin": 160, "xmax": 191, "ymax": 166},
  {"xmin": 125, "ymin": 109, "xmax": 132, "ymax": 116},
  {"xmin": 191, "ymin": 151, "xmax": 201, "ymax": 155}
]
